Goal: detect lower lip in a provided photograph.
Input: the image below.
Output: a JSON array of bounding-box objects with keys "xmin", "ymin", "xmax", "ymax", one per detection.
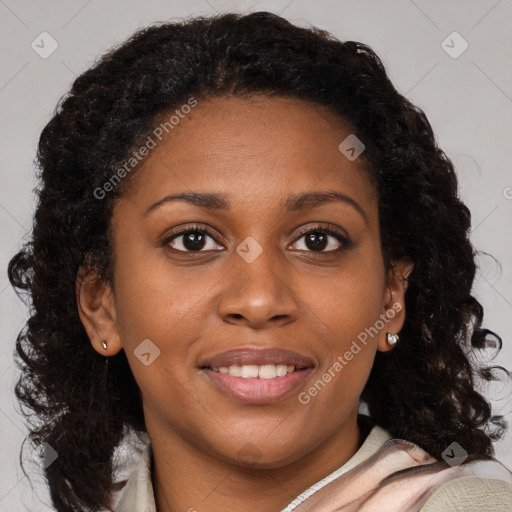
[{"xmin": 201, "ymin": 368, "xmax": 314, "ymax": 405}]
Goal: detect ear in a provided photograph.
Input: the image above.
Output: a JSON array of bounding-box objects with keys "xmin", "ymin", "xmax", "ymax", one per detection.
[
  {"xmin": 377, "ymin": 259, "xmax": 414, "ymax": 353},
  {"xmin": 76, "ymin": 265, "xmax": 123, "ymax": 356}
]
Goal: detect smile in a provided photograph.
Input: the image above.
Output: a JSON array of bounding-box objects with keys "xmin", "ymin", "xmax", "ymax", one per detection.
[
  {"xmin": 211, "ymin": 363, "xmax": 296, "ymax": 379},
  {"xmin": 201, "ymin": 366, "xmax": 314, "ymax": 404},
  {"xmin": 199, "ymin": 347, "xmax": 315, "ymax": 404}
]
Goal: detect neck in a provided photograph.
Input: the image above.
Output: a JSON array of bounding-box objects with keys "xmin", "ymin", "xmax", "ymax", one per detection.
[{"xmin": 149, "ymin": 412, "xmax": 366, "ymax": 512}]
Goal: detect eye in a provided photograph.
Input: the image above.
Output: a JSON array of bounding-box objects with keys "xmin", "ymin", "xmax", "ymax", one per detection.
[
  {"xmin": 289, "ymin": 224, "xmax": 351, "ymax": 253},
  {"xmin": 162, "ymin": 223, "xmax": 352, "ymax": 254},
  {"xmin": 162, "ymin": 225, "xmax": 223, "ymax": 252}
]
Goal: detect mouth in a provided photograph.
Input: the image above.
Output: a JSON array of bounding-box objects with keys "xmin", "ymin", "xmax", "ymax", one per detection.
[
  {"xmin": 207, "ymin": 363, "xmax": 302, "ymax": 378},
  {"xmin": 199, "ymin": 347, "xmax": 315, "ymax": 405}
]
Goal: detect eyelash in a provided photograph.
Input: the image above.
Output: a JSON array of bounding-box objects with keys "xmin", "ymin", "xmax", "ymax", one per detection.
[
  {"xmin": 293, "ymin": 224, "xmax": 352, "ymax": 252},
  {"xmin": 161, "ymin": 223, "xmax": 352, "ymax": 254}
]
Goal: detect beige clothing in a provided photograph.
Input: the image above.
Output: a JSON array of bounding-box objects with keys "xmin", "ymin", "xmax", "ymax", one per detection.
[{"xmin": 113, "ymin": 419, "xmax": 512, "ymax": 511}]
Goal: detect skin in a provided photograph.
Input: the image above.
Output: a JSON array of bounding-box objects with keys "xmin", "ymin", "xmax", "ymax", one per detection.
[{"xmin": 77, "ymin": 95, "xmax": 412, "ymax": 512}]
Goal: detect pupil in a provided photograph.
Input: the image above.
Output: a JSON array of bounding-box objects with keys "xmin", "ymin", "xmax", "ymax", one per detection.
[
  {"xmin": 184, "ymin": 232, "xmax": 205, "ymax": 251},
  {"xmin": 181, "ymin": 231, "xmax": 329, "ymax": 252},
  {"xmin": 306, "ymin": 232, "xmax": 327, "ymax": 251}
]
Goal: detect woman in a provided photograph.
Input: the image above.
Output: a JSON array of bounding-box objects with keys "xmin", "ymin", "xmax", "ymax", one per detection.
[{"xmin": 8, "ymin": 11, "xmax": 512, "ymax": 512}]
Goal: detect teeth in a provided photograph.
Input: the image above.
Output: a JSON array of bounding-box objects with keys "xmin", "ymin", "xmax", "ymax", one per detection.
[
  {"xmin": 228, "ymin": 364, "xmax": 241, "ymax": 377},
  {"xmin": 259, "ymin": 364, "xmax": 278, "ymax": 379},
  {"xmin": 276, "ymin": 364, "xmax": 288, "ymax": 377},
  {"xmin": 241, "ymin": 365, "xmax": 259, "ymax": 378},
  {"xmin": 213, "ymin": 364, "xmax": 296, "ymax": 378}
]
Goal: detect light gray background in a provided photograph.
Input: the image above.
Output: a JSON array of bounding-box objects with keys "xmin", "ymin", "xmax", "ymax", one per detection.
[{"xmin": 1, "ymin": 0, "xmax": 511, "ymax": 510}]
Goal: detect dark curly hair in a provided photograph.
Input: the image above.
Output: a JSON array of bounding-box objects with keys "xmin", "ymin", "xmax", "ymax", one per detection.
[{"xmin": 8, "ymin": 11, "xmax": 510, "ymax": 512}]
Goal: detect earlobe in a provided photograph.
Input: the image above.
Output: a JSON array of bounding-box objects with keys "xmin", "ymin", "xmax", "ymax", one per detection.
[
  {"xmin": 377, "ymin": 259, "xmax": 414, "ymax": 352},
  {"xmin": 76, "ymin": 266, "xmax": 122, "ymax": 356}
]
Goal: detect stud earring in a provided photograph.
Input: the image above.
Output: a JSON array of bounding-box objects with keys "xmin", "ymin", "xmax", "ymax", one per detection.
[
  {"xmin": 386, "ymin": 333, "xmax": 399, "ymax": 347},
  {"xmin": 101, "ymin": 340, "xmax": 108, "ymax": 350}
]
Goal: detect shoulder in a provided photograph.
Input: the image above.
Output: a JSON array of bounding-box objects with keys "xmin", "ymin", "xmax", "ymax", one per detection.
[{"xmin": 420, "ymin": 476, "xmax": 512, "ymax": 512}]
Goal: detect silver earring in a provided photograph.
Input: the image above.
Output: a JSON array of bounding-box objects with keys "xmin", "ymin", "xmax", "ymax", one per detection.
[
  {"xmin": 101, "ymin": 340, "xmax": 108, "ymax": 350},
  {"xmin": 386, "ymin": 333, "xmax": 399, "ymax": 347}
]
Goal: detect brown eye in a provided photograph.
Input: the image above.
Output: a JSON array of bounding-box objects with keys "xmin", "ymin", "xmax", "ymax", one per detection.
[
  {"xmin": 289, "ymin": 225, "xmax": 352, "ymax": 253},
  {"xmin": 163, "ymin": 227, "xmax": 223, "ymax": 252}
]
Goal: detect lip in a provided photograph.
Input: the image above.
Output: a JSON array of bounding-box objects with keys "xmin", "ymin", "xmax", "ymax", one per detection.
[
  {"xmin": 199, "ymin": 347, "xmax": 315, "ymax": 405},
  {"xmin": 199, "ymin": 347, "xmax": 315, "ymax": 369},
  {"xmin": 201, "ymin": 367, "xmax": 314, "ymax": 404}
]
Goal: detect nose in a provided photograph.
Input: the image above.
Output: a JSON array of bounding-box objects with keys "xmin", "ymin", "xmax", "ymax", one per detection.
[{"xmin": 217, "ymin": 246, "xmax": 300, "ymax": 329}]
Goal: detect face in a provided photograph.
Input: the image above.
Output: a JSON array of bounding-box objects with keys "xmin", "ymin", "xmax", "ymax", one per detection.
[{"xmin": 78, "ymin": 95, "xmax": 410, "ymax": 468}]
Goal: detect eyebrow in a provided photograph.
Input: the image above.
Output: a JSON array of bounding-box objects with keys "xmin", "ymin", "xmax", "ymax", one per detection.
[{"xmin": 144, "ymin": 190, "xmax": 368, "ymax": 225}]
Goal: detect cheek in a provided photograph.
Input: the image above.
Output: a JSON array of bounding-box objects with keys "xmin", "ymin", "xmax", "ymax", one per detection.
[
  {"xmin": 111, "ymin": 241, "xmax": 219, "ymax": 363},
  {"xmin": 303, "ymin": 251, "xmax": 386, "ymax": 347},
  {"xmin": 111, "ymin": 251, "xmax": 210, "ymax": 408},
  {"xmin": 109, "ymin": 248, "xmax": 176, "ymax": 365},
  {"xmin": 112, "ymin": 255, "xmax": 175, "ymax": 341}
]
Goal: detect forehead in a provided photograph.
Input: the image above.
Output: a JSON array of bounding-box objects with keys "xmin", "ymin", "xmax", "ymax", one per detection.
[{"xmin": 117, "ymin": 95, "xmax": 378, "ymax": 218}]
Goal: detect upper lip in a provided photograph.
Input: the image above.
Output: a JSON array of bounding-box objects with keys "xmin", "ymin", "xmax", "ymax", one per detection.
[{"xmin": 200, "ymin": 347, "xmax": 315, "ymax": 369}]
